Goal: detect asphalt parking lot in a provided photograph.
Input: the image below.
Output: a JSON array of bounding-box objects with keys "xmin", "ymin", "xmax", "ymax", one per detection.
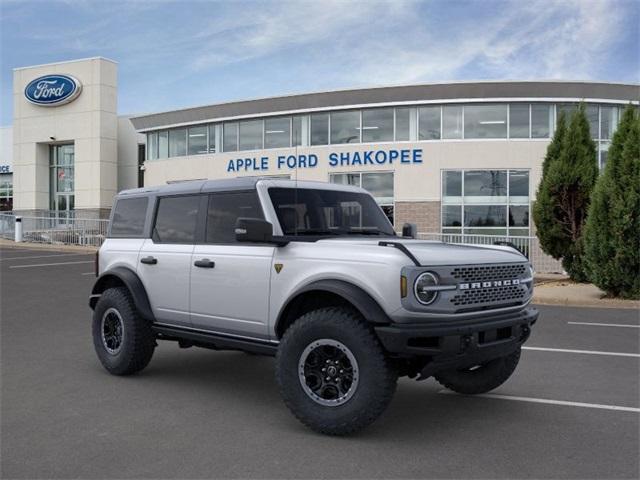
[{"xmin": 1, "ymin": 245, "xmax": 638, "ymax": 479}]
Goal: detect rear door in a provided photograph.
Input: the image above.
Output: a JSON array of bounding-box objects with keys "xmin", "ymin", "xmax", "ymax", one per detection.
[
  {"xmin": 190, "ymin": 191, "xmax": 274, "ymax": 339},
  {"xmin": 137, "ymin": 194, "xmax": 202, "ymax": 327}
]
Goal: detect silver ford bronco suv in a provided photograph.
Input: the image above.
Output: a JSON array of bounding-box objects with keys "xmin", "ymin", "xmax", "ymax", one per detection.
[{"xmin": 90, "ymin": 178, "xmax": 538, "ymax": 435}]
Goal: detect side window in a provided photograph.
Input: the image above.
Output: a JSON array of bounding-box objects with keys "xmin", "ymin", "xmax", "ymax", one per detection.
[
  {"xmin": 206, "ymin": 192, "xmax": 264, "ymax": 244},
  {"xmin": 153, "ymin": 195, "xmax": 200, "ymax": 244},
  {"xmin": 110, "ymin": 197, "xmax": 148, "ymax": 237}
]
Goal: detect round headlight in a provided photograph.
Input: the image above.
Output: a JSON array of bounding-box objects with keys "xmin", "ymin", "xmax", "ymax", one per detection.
[{"xmin": 414, "ymin": 272, "xmax": 439, "ymax": 305}]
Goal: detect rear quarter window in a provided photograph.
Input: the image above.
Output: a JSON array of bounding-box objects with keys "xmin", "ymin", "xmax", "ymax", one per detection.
[{"xmin": 110, "ymin": 197, "xmax": 149, "ymax": 237}]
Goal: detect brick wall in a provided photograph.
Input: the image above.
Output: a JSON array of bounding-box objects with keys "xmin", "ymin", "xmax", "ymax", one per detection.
[{"xmin": 395, "ymin": 201, "xmax": 441, "ymax": 233}]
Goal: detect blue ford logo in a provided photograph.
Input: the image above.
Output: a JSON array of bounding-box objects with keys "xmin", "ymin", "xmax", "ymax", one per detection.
[{"xmin": 24, "ymin": 74, "xmax": 82, "ymax": 106}]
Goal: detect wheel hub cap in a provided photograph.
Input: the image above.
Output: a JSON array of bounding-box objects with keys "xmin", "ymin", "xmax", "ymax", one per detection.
[
  {"xmin": 298, "ymin": 339, "xmax": 359, "ymax": 407},
  {"xmin": 101, "ymin": 307, "xmax": 124, "ymax": 355}
]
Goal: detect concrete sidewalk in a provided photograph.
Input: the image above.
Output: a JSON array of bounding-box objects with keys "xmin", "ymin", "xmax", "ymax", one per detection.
[
  {"xmin": 0, "ymin": 238, "xmax": 97, "ymax": 253},
  {"xmin": 533, "ymin": 279, "xmax": 640, "ymax": 309}
]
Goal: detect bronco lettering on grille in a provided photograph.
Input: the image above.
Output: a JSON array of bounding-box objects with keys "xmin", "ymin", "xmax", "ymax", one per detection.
[{"xmin": 458, "ymin": 278, "xmax": 520, "ymax": 290}]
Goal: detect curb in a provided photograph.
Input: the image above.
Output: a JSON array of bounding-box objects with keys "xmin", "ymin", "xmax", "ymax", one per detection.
[
  {"xmin": 0, "ymin": 239, "xmax": 97, "ymax": 253},
  {"xmin": 532, "ymin": 298, "xmax": 640, "ymax": 310}
]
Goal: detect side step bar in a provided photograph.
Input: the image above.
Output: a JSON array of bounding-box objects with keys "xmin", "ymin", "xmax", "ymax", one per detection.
[{"xmin": 152, "ymin": 324, "xmax": 278, "ymax": 356}]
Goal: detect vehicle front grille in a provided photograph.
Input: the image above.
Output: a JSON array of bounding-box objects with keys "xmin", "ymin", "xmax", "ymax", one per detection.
[
  {"xmin": 451, "ymin": 264, "xmax": 527, "ymax": 283},
  {"xmin": 451, "ymin": 285, "xmax": 528, "ymax": 307},
  {"xmin": 446, "ymin": 262, "xmax": 531, "ymax": 310}
]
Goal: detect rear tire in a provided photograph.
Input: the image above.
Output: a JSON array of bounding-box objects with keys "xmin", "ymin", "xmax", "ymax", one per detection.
[
  {"xmin": 92, "ymin": 287, "xmax": 155, "ymax": 376},
  {"xmin": 276, "ymin": 307, "xmax": 397, "ymax": 435},
  {"xmin": 434, "ymin": 348, "xmax": 521, "ymax": 394}
]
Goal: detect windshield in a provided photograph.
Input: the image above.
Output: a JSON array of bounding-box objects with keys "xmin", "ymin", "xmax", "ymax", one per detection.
[{"xmin": 268, "ymin": 187, "xmax": 396, "ymax": 237}]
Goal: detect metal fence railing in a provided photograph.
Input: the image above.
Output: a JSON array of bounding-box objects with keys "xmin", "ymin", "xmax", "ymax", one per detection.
[
  {"xmin": 417, "ymin": 232, "xmax": 565, "ymax": 274},
  {"xmin": 0, "ymin": 213, "xmax": 109, "ymax": 247},
  {"xmin": 0, "ymin": 213, "xmax": 15, "ymax": 240}
]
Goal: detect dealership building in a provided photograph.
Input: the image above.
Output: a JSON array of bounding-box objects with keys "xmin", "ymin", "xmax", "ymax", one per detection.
[{"xmin": 5, "ymin": 57, "xmax": 638, "ymax": 238}]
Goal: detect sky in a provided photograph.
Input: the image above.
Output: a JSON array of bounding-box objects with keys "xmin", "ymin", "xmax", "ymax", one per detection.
[{"xmin": 0, "ymin": 0, "xmax": 638, "ymax": 126}]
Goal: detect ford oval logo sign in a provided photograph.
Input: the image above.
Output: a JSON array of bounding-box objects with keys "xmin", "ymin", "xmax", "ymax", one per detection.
[{"xmin": 24, "ymin": 74, "xmax": 82, "ymax": 106}]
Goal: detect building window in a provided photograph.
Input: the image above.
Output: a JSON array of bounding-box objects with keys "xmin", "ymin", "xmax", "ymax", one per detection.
[
  {"xmin": 310, "ymin": 113, "xmax": 329, "ymax": 145},
  {"xmin": 585, "ymin": 104, "xmax": 599, "ymax": 140},
  {"xmin": 223, "ymin": 122, "xmax": 239, "ymax": 152},
  {"xmin": 239, "ymin": 119, "xmax": 263, "ymax": 150},
  {"xmin": 509, "ymin": 104, "xmax": 529, "ymax": 139},
  {"xmin": 0, "ymin": 173, "xmax": 12, "ymax": 211},
  {"xmin": 442, "ymin": 169, "xmax": 529, "ymax": 236},
  {"xmin": 329, "ymin": 171, "xmax": 394, "ymax": 225},
  {"xmin": 49, "ymin": 144, "xmax": 75, "ymax": 216},
  {"xmin": 265, "ymin": 117, "xmax": 291, "ymax": 149},
  {"xmin": 442, "ymin": 105, "xmax": 463, "ymax": 139},
  {"xmin": 362, "ymin": 108, "xmax": 394, "ymax": 143},
  {"xmin": 147, "ymin": 132, "xmax": 158, "ymax": 160},
  {"xmin": 330, "ymin": 110, "xmax": 360, "ymax": 144},
  {"xmin": 187, "ymin": 126, "xmax": 208, "ymax": 155},
  {"xmin": 395, "ymin": 107, "xmax": 411, "ymax": 141},
  {"xmin": 292, "ymin": 116, "xmax": 303, "ymax": 146},
  {"xmin": 419, "ymin": 106, "xmax": 441, "ymax": 140},
  {"xmin": 208, "ymin": 124, "xmax": 217, "ymax": 153},
  {"xmin": 531, "ymin": 104, "xmax": 552, "ymax": 138},
  {"xmin": 169, "ymin": 128, "xmax": 187, "ymax": 157},
  {"xmin": 464, "ymin": 104, "xmax": 507, "ymax": 139},
  {"xmin": 600, "ymin": 106, "xmax": 619, "ymax": 140},
  {"xmin": 158, "ymin": 131, "xmax": 168, "ymax": 159}
]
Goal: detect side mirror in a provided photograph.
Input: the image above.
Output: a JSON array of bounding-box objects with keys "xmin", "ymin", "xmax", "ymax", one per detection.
[
  {"xmin": 235, "ymin": 218, "xmax": 274, "ymax": 243},
  {"xmin": 402, "ymin": 222, "xmax": 417, "ymax": 239}
]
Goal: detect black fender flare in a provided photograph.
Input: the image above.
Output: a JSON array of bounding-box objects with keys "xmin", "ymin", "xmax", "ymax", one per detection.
[
  {"xmin": 275, "ymin": 279, "xmax": 391, "ymax": 337},
  {"xmin": 89, "ymin": 267, "xmax": 155, "ymax": 321}
]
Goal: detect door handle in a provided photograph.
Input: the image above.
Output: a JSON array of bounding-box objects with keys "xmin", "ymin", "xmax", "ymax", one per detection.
[
  {"xmin": 140, "ymin": 256, "xmax": 158, "ymax": 265},
  {"xmin": 194, "ymin": 259, "xmax": 215, "ymax": 268}
]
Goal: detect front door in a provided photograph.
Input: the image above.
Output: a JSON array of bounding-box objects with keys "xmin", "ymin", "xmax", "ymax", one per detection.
[
  {"xmin": 190, "ymin": 191, "xmax": 274, "ymax": 339},
  {"xmin": 137, "ymin": 194, "xmax": 200, "ymax": 327}
]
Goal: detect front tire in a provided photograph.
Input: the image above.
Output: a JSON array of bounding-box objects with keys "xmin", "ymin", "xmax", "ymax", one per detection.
[
  {"xmin": 92, "ymin": 287, "xmax": 155, "ymax": 376},
  {"xmin": 276, "ymin": 307, "xmax": 397, "ymax": 435},
  {"xmin": 434, "ymin": 348, "xmax": 521, "ymax": 394}
]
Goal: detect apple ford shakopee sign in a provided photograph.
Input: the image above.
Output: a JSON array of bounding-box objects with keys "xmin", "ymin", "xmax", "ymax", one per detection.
[{"xmin": 24, "ymin": 74, "xmax": 82, "ymax": 106}]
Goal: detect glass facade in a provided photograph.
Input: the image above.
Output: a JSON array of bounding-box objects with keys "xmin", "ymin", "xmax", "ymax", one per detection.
[
  {"xmin": 0, "ymin": 173, "xmax": 12, "ymax": 211},
  {"xmin": 187, "ymin": 126, "xmax": 208, "ymax": 155},
  {"xmin": 49, "ymin": 144, "xmax": 75, "ymax": 216},
  {"xmin": 330, "ymin": 171, "xmax": 394, "ymax": 225},
  {"xmin": 419, "ymin": 106, "xmax": 440, "ymax": 140},
  {"xmin": 464, "ymin": 104, "xmax": 507, "ymax": 139},
  {"xmin": 265, "ymin": 117, "xmax": 291, "ymax": 149},
  {"xmin": 442, "ymin": 169, "xmax": 530, "ymax": 236},
  {"xmin": 310, "ymin": 113, "xmax": 329, "ymax": 145},
  {"xmin": 362, "ymin": 108, "xmax": 394, "ymax": 143},
  {"xmin": 395, "ymin": 107, "xmax": 411, "ymax": 141},
  {"xmin": 330, "ymin": 110, "xmax": 360, "ymax": 144},
  {"xmin": 168, "ymin": 128, "xmax": 186, "ymax": 157},
  {"xmin": 143, "ymin": 102, "xmax": 624, "ymax": 167}
]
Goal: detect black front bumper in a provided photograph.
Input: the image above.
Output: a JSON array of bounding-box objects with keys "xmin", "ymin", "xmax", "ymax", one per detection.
[{"xmin": 375, "ymin": 307, "xmax": 538, "ymax": 378}]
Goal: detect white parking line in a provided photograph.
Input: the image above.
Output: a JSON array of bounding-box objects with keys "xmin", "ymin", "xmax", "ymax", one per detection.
[
  {"xmin": 9, "ymin": 260, "xmax": 94, "ymax": 269},
  {"xmin": 523, "ymin": 346, "xmax": 640, "ymax": 358},
  {"xmin": 438, "ymin": 390, "xmax": 640, "ymax": 413},
  {"xmin": 1, "ymin": 253, "xmax": 91, "ymax": 261},
  {"xmin": 568, "ymin": 321, "xmax": 640, "ymax": 329},
  {"xmin": 81, "ymin": 272, "xmax": 96, "ymax": 275}
]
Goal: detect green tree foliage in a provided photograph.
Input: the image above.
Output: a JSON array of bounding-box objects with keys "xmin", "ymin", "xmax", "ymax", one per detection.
[
  {"xmin": 584, "ymin": 106, "xmax": 640, "ymax": 298},
  {"xmin": 533, "ymin": 105, "xmax": 598, "ymax": 281}
]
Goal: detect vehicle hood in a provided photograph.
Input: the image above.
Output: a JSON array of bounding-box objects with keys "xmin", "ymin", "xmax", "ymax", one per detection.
[{"xmin": 315, "ymin": 238, "xmax": 528, "ymax": 266}]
